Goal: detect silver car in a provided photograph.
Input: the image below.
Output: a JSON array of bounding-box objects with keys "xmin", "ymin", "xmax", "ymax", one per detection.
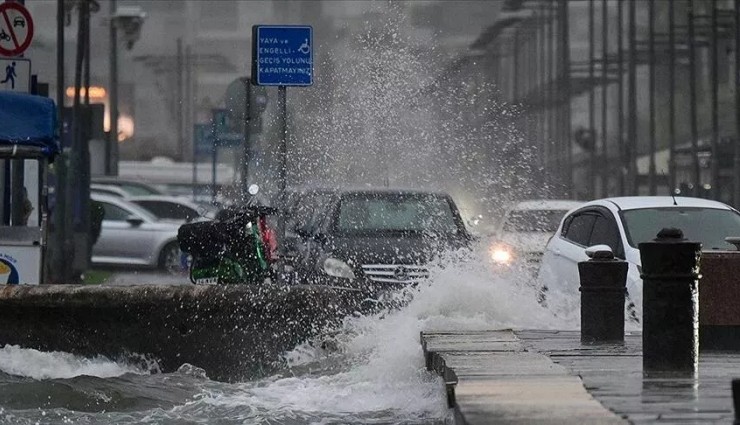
[
  {"xmin": 127, "ymin": 195, "xmax": 217, "ymax": 224},
  {"xmin": 91, "ymin": 194, "xmax": 182, "ymax": 270}
]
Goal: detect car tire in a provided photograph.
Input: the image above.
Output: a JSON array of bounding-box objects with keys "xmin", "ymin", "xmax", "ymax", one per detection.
[{"xmin": 158, "ymin": 242, "xmax": 182, "ymax": 274}]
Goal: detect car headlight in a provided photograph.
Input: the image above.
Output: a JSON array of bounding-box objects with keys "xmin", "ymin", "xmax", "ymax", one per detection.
[
  {"xmin": 490, "ymin": 244, "xmax": 515, "ymax": 265},
  {"xmin": 322, "ymin": 258, "xmax": 356, "ymax": 279}
]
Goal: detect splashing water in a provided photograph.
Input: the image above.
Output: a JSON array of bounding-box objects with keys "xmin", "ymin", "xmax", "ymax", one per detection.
[
  {"xmin": 185, "ymin": 247, "xmax": 573, "ymax": 424},
  {"xmin": 0, "ymin": 4, "xmax": 577, "ymax": 423},
  {"xmin": 249, "ymin": 2, "xmax": 552, "ymax": 222},
  {"xmin": 0, "ymin": 345, "xmax": 151, "ymax": 380},
  {"xmin": 0, "ymin": 248, "xmax": 573, "ymax": 424}
]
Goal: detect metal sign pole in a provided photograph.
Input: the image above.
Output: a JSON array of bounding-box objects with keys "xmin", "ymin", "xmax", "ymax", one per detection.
[
  {"xmin": 211, "ymin": 144, "xmax": 217, "ymax": 204},
  {"xmin": 277, "ymin": 85, "xmax": 287, "ymax": 282}
]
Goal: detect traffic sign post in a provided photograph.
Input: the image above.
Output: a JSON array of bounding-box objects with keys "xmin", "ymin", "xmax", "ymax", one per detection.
[
  {"xmin": 0, "ymin": 2, "xmax": 34, "ymax": 57},
  {"xmin": 252, "ymin": 25, "xmax": 313, "ymax": 283},
  {"xmin": 0, "ymin": 57, "xmax": 29, "ymax": 93},
  {"xmin": 252, "ymin": 25, "xmax": 313, "ymax": 86}
]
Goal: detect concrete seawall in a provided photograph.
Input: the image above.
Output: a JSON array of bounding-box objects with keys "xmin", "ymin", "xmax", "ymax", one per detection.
[{"xmin": 0, "ymin": 284, "xmax": 362, "ymax": 381}]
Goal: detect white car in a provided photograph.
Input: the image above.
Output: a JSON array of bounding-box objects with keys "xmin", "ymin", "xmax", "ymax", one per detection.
[
  {"xmin": 488, "ymin": 200, "xmax": 583, "ymax": 270},
  {"xmin": 127, "ymin": 196, "xmax": 217, "ymax": 224},
  {"xmin": 91, "ymin": 194, "xmax": 183, "ymax": 270},
  {"xmin": 537, "ymin": 196, "xmax": 740, "ymax": 319}
]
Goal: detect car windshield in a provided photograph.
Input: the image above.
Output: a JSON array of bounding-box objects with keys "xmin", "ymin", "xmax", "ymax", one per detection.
[
  {"xmin": 336, "ymin": 193, "xmax": 459, "ymax": 234},
  {"xmin": 503, "ymin": 209, "xmax": 567, "ymax": 233},
  {"xmin": 288, "ymin": 191, "xmax": 334, "ymax": 232},
  {"xmin": 622, "ymin": 207, "xmax": 740, "ymax": 250}
]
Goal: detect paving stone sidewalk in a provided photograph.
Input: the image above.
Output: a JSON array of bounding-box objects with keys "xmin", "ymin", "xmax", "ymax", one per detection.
[{"xmin": 422, "ymin": 330, "xmax": 739, "ymax": 424}]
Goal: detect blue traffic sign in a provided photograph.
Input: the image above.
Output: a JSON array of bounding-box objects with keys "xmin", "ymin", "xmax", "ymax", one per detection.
[
  {"xmin": 194, "ymin": 123, "xmax": 213, "ymax": 156},
  {"xmin": 211, "ymin": 108, "xmax": 242, "ymax": 148},
  {"xmin": 252, "ymin": 25, "xmax": 313, "ymax": 86}
]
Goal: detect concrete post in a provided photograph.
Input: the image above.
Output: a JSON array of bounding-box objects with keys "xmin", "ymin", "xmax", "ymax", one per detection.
[
  {"xmin": 579, "ymin": 247, "xmax": 627, "ymax": 344},
  {"xmin": 639, "ymin": 228, "xmax": 701, "ymax": 373}
]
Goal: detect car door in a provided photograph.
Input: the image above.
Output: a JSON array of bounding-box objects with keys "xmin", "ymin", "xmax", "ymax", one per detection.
[
  {"xmin": 94, "ymin": 201, "xmax": 155, "ymax": 263},
  {"xmin": 551, "ymin": 210, "xmax": 598, "ymax": 291},
  {"xmin": 136, "ymin": 200, "xmax": 198, "ymax": 222},
  {"xmin": 588, "ymin": 211, "xmax": 624, "ymax": 259}
]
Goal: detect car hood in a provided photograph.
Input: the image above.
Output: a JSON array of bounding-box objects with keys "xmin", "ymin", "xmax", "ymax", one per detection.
[{"xmin": 325, "ymin": 233, "xmax": 466, "ymax": 266}]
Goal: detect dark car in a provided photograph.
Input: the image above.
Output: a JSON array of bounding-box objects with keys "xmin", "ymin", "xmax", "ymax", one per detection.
[
  {"xmin": 294, "ymin": 188, "xmax": 471, "ymax": 293},
  {"xmin": 283, "ymin": 187, "xmax": 337, "ymax": 259}
]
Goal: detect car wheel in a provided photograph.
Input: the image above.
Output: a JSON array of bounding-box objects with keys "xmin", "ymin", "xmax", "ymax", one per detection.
[{"xmin": 158, "ymin": 242, "xmax": 182, "ymax": 274}]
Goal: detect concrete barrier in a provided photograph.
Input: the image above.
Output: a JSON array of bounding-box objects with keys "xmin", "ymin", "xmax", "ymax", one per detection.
[{"xmin": 0, "ymin": 284, "xmax": 363, "ymax": 381}]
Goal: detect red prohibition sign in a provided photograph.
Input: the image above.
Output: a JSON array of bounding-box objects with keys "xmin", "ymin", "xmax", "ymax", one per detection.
[{"xmin": 0, "ymin": 2, "xmax": 34, "ymax": 57}]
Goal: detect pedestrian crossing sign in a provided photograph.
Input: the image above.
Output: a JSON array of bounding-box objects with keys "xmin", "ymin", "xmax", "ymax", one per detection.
[{"xmin": 0, "ymin": 58, "xmax": 30, "ymax": 93}]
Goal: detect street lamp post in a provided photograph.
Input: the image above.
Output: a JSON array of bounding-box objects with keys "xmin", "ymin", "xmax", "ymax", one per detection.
[
  {"xmin": 108, "ymin": 4, "xmax": 146, "ymax": 176},
  {"xmin": 108, "ymin": 0, "xmax": 118, "ymax": 175}
]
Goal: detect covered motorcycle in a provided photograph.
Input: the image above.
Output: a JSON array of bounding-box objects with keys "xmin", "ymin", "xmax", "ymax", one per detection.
[{"xmin": 178, "ymin": 202, "xmax": 277, "ymax": 285}]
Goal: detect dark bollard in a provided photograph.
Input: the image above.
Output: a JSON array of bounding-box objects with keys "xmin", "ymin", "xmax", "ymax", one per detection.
[
  {"xmin": 734, "ymin": 379, "xmax": 740, "ymax": 424},
  {"xmin": 579, "ymin": 246, "xmax": 627, "ymax": 344},
  {"xmin": 639, "ymin": 228, "xmax": 701, "ymax": 374}
]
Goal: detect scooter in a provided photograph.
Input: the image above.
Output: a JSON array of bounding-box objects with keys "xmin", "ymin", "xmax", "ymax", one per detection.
[{"xmin": 178, "ymin": 185, "xmax": 277, "ymax": 285}]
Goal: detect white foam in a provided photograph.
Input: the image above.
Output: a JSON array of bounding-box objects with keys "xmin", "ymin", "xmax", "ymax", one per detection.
[
  {"xmin": 0, "ymin": 345, "xmax": 149, "ymax": 380},
  {"xmin": 196, "ymin": 247, "xmax": 570, "ymax": 422}
]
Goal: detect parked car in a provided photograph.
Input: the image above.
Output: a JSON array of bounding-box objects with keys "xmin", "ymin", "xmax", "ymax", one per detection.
[
  {"xmin": 91, "ymin": 184, "xmax": 129, "ymax": 198},
  {"xmin": 91, "ymin": 194, "xmax": 182, "ymax": 270},
  {"xmin": 537, "ymin": 196, "xmax": 740, "ymax": 318},
  {"xmin": 488, "ymin": 200, "xmax": 583, "ymax": 270},
  {"xmin": 128, "ymin": 196, "xmax": 217, "ymax": 223},
  {"xmin": 293, "ymin": 188, "xmax": 472, "ymax": 293},
  {"xmin": 91, "ymin": 177, "xmax": 163, "ymax": 197}
]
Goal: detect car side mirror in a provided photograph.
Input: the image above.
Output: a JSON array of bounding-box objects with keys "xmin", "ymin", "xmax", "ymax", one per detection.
[
  {"xmin": 585, "ymin": 244, "xmax": 614, "ymax": 259},
  {"xmin": 126, "ymin": 216, "xmax": 145, "ymax": 227},
  {"xmin": 726, "ymin": 237, "xmax": 740, "ymax": 251}
]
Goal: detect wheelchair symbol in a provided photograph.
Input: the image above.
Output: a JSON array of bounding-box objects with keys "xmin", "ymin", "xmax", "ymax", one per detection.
[{"xmin": 298, "ymin": 39, "xmax": 310, "ymax": 55}]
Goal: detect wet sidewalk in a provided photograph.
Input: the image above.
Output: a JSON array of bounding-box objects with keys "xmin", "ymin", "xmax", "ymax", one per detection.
[{"xmin": 421, "ymin": 330, "xmax": 739, "ymax": 424}]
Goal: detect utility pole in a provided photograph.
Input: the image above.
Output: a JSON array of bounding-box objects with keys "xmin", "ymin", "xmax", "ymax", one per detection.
[
  {"xmin": 548, "ymin": 2, "xmax": 557, "ymax": 178},
  {"xmin": 184, "ymin": 45, "xmax": 192, "ymax": 163},
  {"xmin": 53, "ymin": 0, "xmax": 67, "ymax": 283},
  {"xmin": 513, "ymin": 29, "xmax": 520, "ymax": 102},
  {"xmin": 648, "ymin": 0, "xmax": 656, "ymax": 195},
  {"xmin": 627, "ymin": 0, "xmax": 638, "ymax": 195},
  {"xmin": 601, "ymin": 0, "xmax": 609, "ymax": 197},
  {"xmin": 176, "ymin": 38, "xmax": 184, "ymax": 161},
  {"xmin": 668, "ymin": 0, "xmax": 676, "ymax": 194},
  {"xmin": 617, "ymin": 0, "xmax": 624, "ymax": 195},
  {"xmin": 109, "ymin": 0, "xmax": 119, "ymax": 176},
  {"xmin": 711, "ymin": 0, "xmax": 719, "ymax": 199},
  {"xmin": 65, "ymin": 0, "xmax": 87, "ymax": 282},
  {"xmin": 559, "ymin": 0, "xmax": 572, "ymax": 196},
  {"xmin": 544, "ymin": 3, "xmax": 552, "ymax": 179},
  {"xmin": 588, "ymin": 0, "xmax": 596, "ymax": 198},
  {"xmin": 538, "ymin": 4, "xmax": 547, "ymax": 173},
  {"xmin": 688, "ymin": 0, "xmax": 701, "ymax": 196},
  {"xmin": 735, "ymin": 0, "xmax": 740, "ymax": 207},
  {"xmin": 82, "ymin": 0, "xmax": 91, "ymax": 266}
]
